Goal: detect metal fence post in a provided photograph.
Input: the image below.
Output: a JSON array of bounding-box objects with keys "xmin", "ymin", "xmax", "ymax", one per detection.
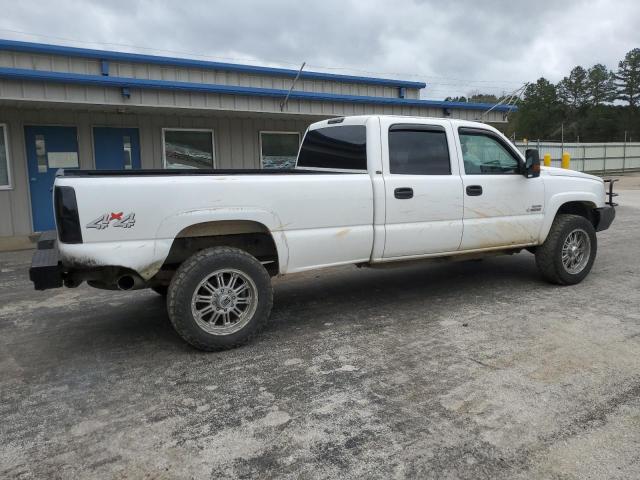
[
  {"xmin": 623, "ymin": 131, "xmax": 627, "ymax": 173},
  {"xmin": 582, "ymin": 144, "xmax": 586, "ymax": 172},
  {"xmin": 603, "ymin": 143, "xmax": 607, "ymax": 174}
]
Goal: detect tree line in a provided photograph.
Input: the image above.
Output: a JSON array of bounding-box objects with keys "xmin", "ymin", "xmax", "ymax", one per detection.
[{"xmin": 446, "ymin": 48, "xmax": 640, "ymax": 142}]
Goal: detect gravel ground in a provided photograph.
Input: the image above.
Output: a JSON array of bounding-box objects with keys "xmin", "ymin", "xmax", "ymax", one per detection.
[{"xmin": 1, "ymin": 189, "xmax": 639, "ymax": 480}]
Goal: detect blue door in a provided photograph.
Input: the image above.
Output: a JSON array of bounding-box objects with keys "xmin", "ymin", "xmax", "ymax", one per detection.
[
  {"xmin": 25, "ymin": 126, "xmax": 79, "ymax": 232},
  {"xmin": 93, "ymin": 127, "xmax": 141, "ymax": 170}
]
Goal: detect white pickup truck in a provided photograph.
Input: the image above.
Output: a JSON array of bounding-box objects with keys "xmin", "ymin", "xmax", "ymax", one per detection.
[{"xmin": 30, "ymin": 115, "xmax": 616, "ymax": 351}]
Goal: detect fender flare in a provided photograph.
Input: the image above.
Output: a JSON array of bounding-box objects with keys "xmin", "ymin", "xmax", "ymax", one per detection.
[
  {"xmin": 149, "ymin": 207, "xmax": 290, "ymax": 278},
  {"xmin": 539, "ymin": 192, "xmax": 600, "ymax": 243}
]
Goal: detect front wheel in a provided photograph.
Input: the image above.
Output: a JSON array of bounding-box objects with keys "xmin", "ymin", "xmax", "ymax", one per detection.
[
  {"xmin": 167, "ymin": 247, "xmax": 273, "ymax": 351},
  {"xmin": 535, "ymin": 214, "xmax": 597, "ymax": 285}
]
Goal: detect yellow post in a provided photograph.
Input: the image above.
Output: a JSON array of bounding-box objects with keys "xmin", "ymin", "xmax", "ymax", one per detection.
[
  {"xmin": 561, "ymin": 152, "xmax": 571, "ymax": 169},
  {"xmin": 543, "ymin": 153, "xmax": 551, "ymax": 167}
]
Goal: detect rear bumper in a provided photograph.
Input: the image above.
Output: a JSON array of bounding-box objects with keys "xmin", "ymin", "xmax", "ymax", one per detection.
[
  {"xmin": 29, "ymin": 230, "xmax": 64, "ymax": 290},
  {"xmin": 595, "ymin": 206, "xmax": 615, "ymax": 232}
]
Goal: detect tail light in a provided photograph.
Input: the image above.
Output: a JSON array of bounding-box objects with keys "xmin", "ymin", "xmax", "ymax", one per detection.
[{"xmin": 54, "ymin": 186, "xmax": 83, "ymax": 244}]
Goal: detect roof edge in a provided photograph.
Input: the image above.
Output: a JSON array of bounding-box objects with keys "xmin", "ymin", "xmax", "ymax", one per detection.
[
  {"xmin": 0, "ymin": 66, "xmax": 515, "ymax": 112},
  {"xmin": 0, "ymin": 39, "xmax": 427, "ymax": 90}
]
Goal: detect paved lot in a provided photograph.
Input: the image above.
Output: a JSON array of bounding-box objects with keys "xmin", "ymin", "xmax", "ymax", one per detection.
[{"xmin": 2, "ymin": 189, "xmax": 640, "ymax": 480}]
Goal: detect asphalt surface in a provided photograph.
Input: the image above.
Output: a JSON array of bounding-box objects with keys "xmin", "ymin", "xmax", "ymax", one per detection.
[{"xmin": 2, "ymin": 189, "xmax": 640, "ymax": 480}]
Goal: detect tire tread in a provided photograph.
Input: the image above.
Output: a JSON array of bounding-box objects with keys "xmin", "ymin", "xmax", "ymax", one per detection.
[
  {"xmin": 167, "ymin": 247, "xmax": 273, "ymax": 351},
  {"xmin": 535, "ymin": 214, "xmax": 596, "ymax": 285}
]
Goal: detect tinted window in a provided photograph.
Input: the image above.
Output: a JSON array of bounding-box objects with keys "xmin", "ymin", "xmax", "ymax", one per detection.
[
  {"xmin": 297, "ymin": 125, "xmax": 367, "ymax": 170},
  {"xmin": 389, "ymin": 128, "xmax": 450, "ymax": 175},
  {"xmin": 459, "ymin": 131, "xmax": 520, "ymax": 174}
]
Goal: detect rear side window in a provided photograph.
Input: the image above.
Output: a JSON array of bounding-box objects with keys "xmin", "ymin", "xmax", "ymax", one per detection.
[
  {"xmin": 297, "ymin": 125, "xmax": 367, "ymax": 170},
  {"xmin": 388, "ymin": 126, "xmax": 451, "ymax": 175}
]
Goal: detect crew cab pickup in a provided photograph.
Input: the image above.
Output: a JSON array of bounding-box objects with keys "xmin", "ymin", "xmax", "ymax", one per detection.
[{"xmin": 30, "ymin": 115, "xmax": 616, "ymax": 351}]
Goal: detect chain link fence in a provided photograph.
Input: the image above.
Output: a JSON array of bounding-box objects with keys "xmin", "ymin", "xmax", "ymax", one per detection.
[{"xmin": 514, "ymin": 141, "xmax": 640, "ymax": 174}]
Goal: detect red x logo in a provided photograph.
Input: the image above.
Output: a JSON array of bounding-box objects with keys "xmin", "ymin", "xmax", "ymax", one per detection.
[{"xmin": 110, "ymin": 212, "xmax": 123, "ymax": 221}]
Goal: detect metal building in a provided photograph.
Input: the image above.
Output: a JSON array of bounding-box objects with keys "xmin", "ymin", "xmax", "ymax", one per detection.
[{"xmin": 0, "ymin": 39, "xmax": 512, "ymax": 249}]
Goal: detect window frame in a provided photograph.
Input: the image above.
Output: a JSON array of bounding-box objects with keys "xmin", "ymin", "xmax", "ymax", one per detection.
[
  {"xmin": 161, "ymin": 128, "xmax": 216, "ymax": 169},
  {"xmin": 0, "ymin": 123, "xmax": 12, "ymax": 190},
  {"xmin": 259, "ymin": 131, "xmax": 301, "ymax": 169},
  {"xmin": 388, "ymin": 123, "xmax": 452, "ymax": 176},
  {"xmin": 458, "ymin": 127, "xmax": 523, "ymax": 175}
]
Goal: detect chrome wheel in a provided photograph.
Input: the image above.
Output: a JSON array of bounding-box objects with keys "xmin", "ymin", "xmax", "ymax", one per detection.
[
  {"xmin": 561, "ymin": 228, "xmax": 591, "ymax": 275},
  {"xmin": 191, "ymin": 269, "xmax": 258, "ymax": 335}
]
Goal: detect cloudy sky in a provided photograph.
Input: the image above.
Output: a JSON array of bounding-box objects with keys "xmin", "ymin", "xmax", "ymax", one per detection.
[{"xmin": 0, "ymin": 0, "xmax": 638, "ymax": 99}]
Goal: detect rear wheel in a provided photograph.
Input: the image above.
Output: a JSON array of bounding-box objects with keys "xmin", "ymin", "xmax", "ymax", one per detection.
[
  {"xmin": 535, "ymin": 214, "xmax": 597, "ymax": 285},
  {"xmin": 167, "ymin": 247, "xmax": 273, "ymax": 351}
]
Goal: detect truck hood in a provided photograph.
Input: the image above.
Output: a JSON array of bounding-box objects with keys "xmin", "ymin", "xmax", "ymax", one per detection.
[{"xmin": 541, "ymin": 166, "xmax": 602, "ymax": 182}]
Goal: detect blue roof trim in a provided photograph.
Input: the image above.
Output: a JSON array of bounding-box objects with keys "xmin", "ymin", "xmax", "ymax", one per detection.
[
  {"xmin": 0, "ymin": 67, "xmax": 516, "ymax": 112},
  {"xmin": 0, "ymin": 39, "xmax": 426, "ymax": 90}
]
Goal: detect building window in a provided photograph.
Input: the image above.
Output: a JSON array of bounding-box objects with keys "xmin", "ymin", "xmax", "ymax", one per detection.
[
  {"xmin": 163, "ymin": 129, "xmax": 215, "ymax": 169},
  {"xmin": 0, "ymin": 124, "xmax": 11, "ymax": 189},
  {"xmin": 260, "ymin": 132, "xmax": 300, "ymax": 169}
]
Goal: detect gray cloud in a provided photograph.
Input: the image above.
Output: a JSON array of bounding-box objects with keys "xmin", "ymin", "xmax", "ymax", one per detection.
[{"xmin": 0, "ymin": 0, "xmax": 638, "ymax": 99}]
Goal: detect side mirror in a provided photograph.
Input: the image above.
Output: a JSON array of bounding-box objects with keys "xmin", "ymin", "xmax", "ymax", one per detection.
[{"xmin": 524, "ymin": 149, "xmax": 541, "ymax": 178}]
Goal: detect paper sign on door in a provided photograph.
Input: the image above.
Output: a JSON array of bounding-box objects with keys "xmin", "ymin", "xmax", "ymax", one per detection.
[{"xmin": 47, "ymin": 152, "xmax": 79, "ymax": 169}]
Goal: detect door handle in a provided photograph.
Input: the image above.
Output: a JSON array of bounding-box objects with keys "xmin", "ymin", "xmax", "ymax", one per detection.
[
  {"xmin": 466, "ymin": 185, "xmax": 483, "ymax": 196},
  {"xmin": 394, "ymin": 187, "xmax": 413, "ymax": 199}
]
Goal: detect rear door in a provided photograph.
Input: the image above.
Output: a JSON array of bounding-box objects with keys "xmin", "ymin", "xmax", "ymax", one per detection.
[
  {"xmin": 25, "ymin": 126, "xmax": 79, "ymax": 232},
  {"xmin": 381, "ymin": 118, "xmax": 464, "ymax": 258},
  {"xmin": 457, "ymin": 127, "xmax": 544, "ymax": 250}
]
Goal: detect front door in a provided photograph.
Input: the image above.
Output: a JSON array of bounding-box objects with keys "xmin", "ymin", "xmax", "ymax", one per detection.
[
  {"xmin": 457, "ymin": 128, "xmax": 545, "ymax": 250},
  {"xmin": 382, "ymin": 120, "xmax": 464, "ymax": 258},
  {"xmin": 93, "ymin": 127, "xmax": 141, "ymax": 170},
  {"xmin": 25, "ymin": 126, "xmax": 79, "ymax": 232}
]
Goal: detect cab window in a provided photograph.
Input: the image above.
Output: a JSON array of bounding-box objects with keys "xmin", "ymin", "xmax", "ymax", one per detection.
[
  {"xmin": 459, "ymin": 131, "xmax": 520, "ymax": 174},
  {"xmin": 297, "ymin": 125, "xmax": 367, "ymax": 170},
  {"xmin": 388, "ymin": 126, "xmax": 450, "ymax": 175}
]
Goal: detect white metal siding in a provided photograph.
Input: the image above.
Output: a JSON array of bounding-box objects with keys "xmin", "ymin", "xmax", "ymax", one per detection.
[
  {"xmin": 0, "ymin": 78, "xmax": 505, "ymax": 123},
  {"xmin": 0, "ymin": 51, "xmax": 419, "ymax": 100}
]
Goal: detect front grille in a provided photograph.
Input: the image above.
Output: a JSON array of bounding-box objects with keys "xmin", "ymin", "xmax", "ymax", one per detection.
[{"xmin": 54, "ymin": 186, "xmax": 83, "ymax": 244}]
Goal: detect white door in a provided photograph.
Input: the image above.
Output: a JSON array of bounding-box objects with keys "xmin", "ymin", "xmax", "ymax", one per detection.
[
  {"xmin": 457, "ymin": 127, "xmax": 544, "ymax": 250},
  {"xmin": 382, "ymin": 120, "xmax": 464, "ymax": 258}
]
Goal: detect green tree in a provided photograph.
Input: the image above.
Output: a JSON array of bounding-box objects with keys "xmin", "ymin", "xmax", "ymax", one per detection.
[
  {"xmin": 510, "ymin": 77, "xmax": 563, "ymax": 139},
  {"xmin": 557, "ymin": 66, "xmax": 589, "ymax": 108},
  {"xmin": 615, "ymin": 48, "xmax": 640, "ymax": 107},
  {"xmin": 586, "ymin": 64, "xmax": 616, "ymax": 105},
  {"xmin": 467, "ymin": 92, "xmax": 500, "ymax": 104}
]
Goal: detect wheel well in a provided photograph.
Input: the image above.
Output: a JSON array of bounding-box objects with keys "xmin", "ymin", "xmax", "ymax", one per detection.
[
  {"xmin": 556, "ymin": 201, "xmax": 597, "ymax": 226},
  {"xmin": 155, "ymin": 221, "xmax": 279, "ymax": 284}
]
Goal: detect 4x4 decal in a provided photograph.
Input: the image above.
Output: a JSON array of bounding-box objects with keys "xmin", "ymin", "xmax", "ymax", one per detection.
[{"xmin": 86, "ymin": 212, "xmax": 136, "ymax": 230}]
